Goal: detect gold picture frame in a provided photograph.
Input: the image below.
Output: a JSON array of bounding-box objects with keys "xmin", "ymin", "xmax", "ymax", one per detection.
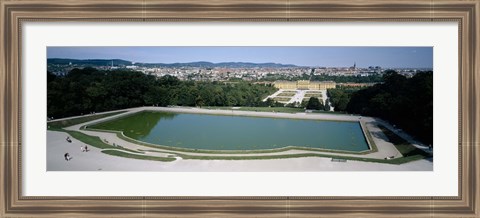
[{"xmin": 1, "ymin": 0, "xmax": 478, "ymax": 217}]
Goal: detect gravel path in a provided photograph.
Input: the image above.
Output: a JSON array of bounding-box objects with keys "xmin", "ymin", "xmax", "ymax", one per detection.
[{"xmin": 48, "ymin": 131, "xmax": 432, "ymax": 171}]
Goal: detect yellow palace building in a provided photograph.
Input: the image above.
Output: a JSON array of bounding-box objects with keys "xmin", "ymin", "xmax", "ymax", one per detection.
[{"xmin": 274, "ymin": 80, "xmax": 336, "ymax": 90}]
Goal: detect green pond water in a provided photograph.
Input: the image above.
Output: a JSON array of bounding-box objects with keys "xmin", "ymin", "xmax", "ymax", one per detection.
[{"xmin": 90, "ymin": 111, "xmax": 370, "ymax": 152}]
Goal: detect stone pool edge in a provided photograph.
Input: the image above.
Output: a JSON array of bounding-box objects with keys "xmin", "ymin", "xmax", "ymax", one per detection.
[{"xmin": 83, "ymin": 108, "xmax": 376, "ymax": 155}]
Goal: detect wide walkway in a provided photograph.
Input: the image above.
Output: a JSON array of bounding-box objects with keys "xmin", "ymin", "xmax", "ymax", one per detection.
[{"xmin": 48, "ymin": 131, "xmax": 432, "ymax": 171}]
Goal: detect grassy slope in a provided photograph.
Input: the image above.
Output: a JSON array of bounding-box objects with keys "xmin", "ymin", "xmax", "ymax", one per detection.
[
  {"xmin": 276, "ymin": 93, "xmax": 296, "ymax": 97},
  {"xmin": 205, "ymin": 106, "xmax": 343, "ymax": 114},
  {"xmin": 63, "ymin": 130, "xmax": 140, "ymax": 153},
  {"xmin": 102, "ymin": 150, "xmax": 175, "ymax": 162},
  {"xmin": 378, "ymin": 125, "xmax": 431, "ymax": 159},
  {"xmin": 170, "ymin": 151, "xmax": 422, "ymax": 164},
  {"xmin": 47, "ymin": 110, "xmax": 175, "ymax": 161},
  {"xmin": 48, "ymin": 111, "xmax": 126, "ymax": 129},
  {"xmin": 205, "ymin": 106, "xmax": 304, "ymax": 113}
]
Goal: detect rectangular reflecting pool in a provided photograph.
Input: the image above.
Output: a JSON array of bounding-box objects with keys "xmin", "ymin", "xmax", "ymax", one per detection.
[{"xmin": 90, "ymin": 111, "xmax": 370, "ymax": 152}]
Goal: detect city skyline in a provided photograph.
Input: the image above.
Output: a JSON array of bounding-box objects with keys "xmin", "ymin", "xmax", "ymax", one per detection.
[{"xmin": 47, "ymin": 46, "xmax": 433, "ymax": 68}]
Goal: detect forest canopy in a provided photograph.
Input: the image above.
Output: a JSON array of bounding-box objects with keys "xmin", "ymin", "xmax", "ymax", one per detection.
[
  {"xmin": 328, "ymin": 70, "xmax": 433, "ymax": 145},
  {"xmin": 47, "ymin": 67, "xmax": 277, "ymax": 118}
]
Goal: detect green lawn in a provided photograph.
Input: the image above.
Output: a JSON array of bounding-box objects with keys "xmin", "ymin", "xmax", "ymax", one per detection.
[
  {"xmin": 272, "ymin": 97, "xmax": 291, "ymax": 102},
  {"xmin": 51, "ymin": 128, "xmax": 178, "ymax": 161},
  {"xmin": 277, "ymin": 92, "xmax": 296, "ymax": 97},
  {"xmin": 205, "ymin": 106, "xmax": 305, "ymax": 114},
  {"xmin": 60, "ymin": 129, "xmax": 142, "ymax": 154},
  {"xmin": 378, "ymin": 125, "xmax": 431, "ymax": 158},
  {"xmin": 177, "ymin": 151, "xmax": 424, "ymax": 164},
  {"xmin": 48, "ymin": 111, "xmax": 126, "ymax": 129},
  {"xmin": 205, "ymin": 106, "xmax": 346, "ymax": 115},
  {"xmin": 311, "ymin": 110, "xmax": 344, "ymax": 114},
  {"xmin": 362, "ymin": 124, "xmax": 378, "ymax": 153},
  {"xmin": 304, "ymin": 93, "xmax": 323, "ymax": 97},
  {"xmin": 101, "ymin": 150, "xmax": 176, "ymax": 162}
]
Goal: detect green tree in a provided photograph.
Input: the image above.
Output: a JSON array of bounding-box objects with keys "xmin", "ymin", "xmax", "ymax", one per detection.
[
  {"xmin": 195, "ymin": 95, "xmax": 204, "ymax": 107},
  {"xmin": 264, "ymin": 98, "xmax": 275, "ymax": 107},
  {"xmin": 47, "ymin": 68, "xmax": 278, "ymax": 118},
  {"xmin": 324, "ymin": 99, "xmax": 331, "ymax": 111},
  {"xmin": 306, "ymin": 97, "xmax": 324, "ymax": 110},
  {"xmin": 346, "ymin": 71, "xmax": 433, "ymax": 145}
]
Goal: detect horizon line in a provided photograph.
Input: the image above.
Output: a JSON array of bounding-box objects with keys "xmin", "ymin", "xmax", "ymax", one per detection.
[{"xmin": 47, "ymin": 58, "xmax": 433, "ymax": 69}]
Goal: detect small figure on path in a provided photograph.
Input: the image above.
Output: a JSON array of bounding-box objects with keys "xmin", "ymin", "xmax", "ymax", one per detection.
[
  {"xmin": 66, "ymin": 137, "xmax": 72, "ymax": 143},
  {"xmin": 384, "ymin": 156, "xmax": 394, "ymax": 160},
  {"xmin": 64, "ymin": 153, "xmax": 71, "ymax": 161},
  {"xmin": 80, "ymin": 146, "xmax": 84, "ymax": 152},
  {"xmin": 84, "ymin": 145, "xmax": 89, "ymax": 152}
]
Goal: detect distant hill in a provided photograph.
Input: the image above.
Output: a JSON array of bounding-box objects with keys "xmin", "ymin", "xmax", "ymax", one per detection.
[
  {"xmin": 47, "ymin": 58, "xmax": 299, "ymax": 68},
  {"xmin": 47, "ymin": 58, "xmax": 132, "ymax": 66},
  {"xmin": 143, "ymin": 61, "xmax": 298, "ymax": 68}
]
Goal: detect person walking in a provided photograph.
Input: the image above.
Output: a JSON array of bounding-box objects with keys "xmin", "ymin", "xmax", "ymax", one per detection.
[{"xmin": 64, "ymin": 153, "xmax": 71, "ymax": 161}]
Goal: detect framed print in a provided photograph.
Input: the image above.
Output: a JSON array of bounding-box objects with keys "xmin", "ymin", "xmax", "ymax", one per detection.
[{"xmin": 1, "ymin": 0, "xmax": 479, "ymax": 217}]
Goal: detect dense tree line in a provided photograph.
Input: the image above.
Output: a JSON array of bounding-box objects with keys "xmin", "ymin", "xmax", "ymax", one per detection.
[
  {"xmin": 305, "ymin": 97, "xmax": 325, "ymax": 110},
  {"xmin": 328, "ymin": 71, "xmax": 433, "ymax": 145},
  {"xmin": 327, "ymin": 87, "xmax": 363, "ymax": 111},
  {"xmin": 47, "ymin": 67, "xmax": 277, "ymax": 118}
]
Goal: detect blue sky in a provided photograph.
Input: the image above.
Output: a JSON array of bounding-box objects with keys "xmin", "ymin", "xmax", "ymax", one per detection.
[{"xmin": 47, "ymin": 46, "xmax": 433, "ymax": 68}]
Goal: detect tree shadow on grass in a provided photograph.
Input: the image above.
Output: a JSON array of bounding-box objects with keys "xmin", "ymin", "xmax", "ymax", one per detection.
[
  {"xmin": 370, "ymin": 130, "xmax": 389, "ymax": 141},
  {"xmin": 376, "ymin": 124, "xmax": 432, "ymax": 161}
]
